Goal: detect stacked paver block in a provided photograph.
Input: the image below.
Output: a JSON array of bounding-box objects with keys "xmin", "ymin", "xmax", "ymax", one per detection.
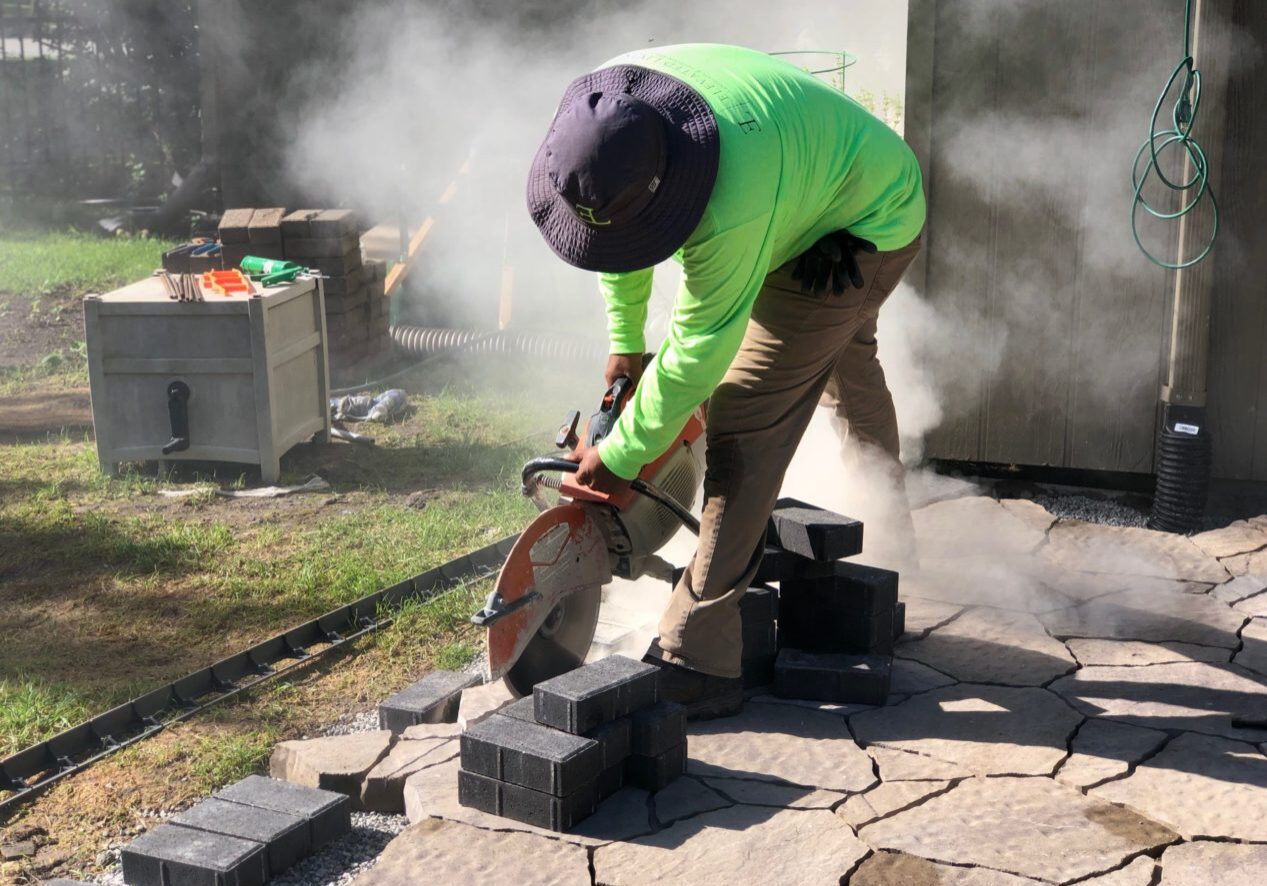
[
  {"xmin": 458, "ymin": 655, "xmax": 679, "ymax": 831},
  {"xmin": 279, "ymin": 209, "xmax": 387, "ymax": 370},
  {"xmin": 219, "ymin": 208, "xmax": 391, "ymax": 371},
  {"xmin": 625, "ymin": 701, "xmax": 688, "ymax": 792},
  {"xmin": 739, "ymin": 585, "xmax": 779, "ymax": 688},
  {"xmin": 121, "ymin": 775, "xmax": 349, "ymax": 885},
  {"xmin": 378, "ymin": 670, "xmax": 479, "ymax": 731},
  {"xmin": 764, "ymin": 497, "xmax": 900, "ymax": 705}
]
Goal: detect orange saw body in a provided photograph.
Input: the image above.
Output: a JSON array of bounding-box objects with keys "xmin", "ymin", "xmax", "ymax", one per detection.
[{"xmin": 475, "ymin": 376, "xmax": 705, "ymax": 696}]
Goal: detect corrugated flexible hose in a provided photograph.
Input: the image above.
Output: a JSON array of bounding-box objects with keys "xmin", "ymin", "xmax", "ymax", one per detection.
[{"xmin": 390, "ymin": 325, "xmax": 607, "ymax": 364}]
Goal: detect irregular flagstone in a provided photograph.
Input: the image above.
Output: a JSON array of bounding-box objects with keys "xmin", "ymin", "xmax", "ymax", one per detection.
[
  {"xmin": 1055, "ymin": 718, "xmax": 1169, "ymax": 789},
  {"xmin": 851, "ymin": 684, "xmax": 1081, "ymax": 776},
  {"xmin": 1041, "ymin": 587, "xmax": 1245, "ymax": 648},
  {"xmin": 1233, "ymin": 591, "xmax": 1267, "ymax": 618},
  {"xmin": 746, "ymin": 694, "xmax": 868, "ymax": 716},
  {"xmin": 1222, "ymin": 549, "xmax": 1267, "ymax": 577},
  {"xmin": 836, "ymin": 780, "xmax": 950, "ymax": 829},
  {"xmin": 898, "ymin": 607, "xmax": 1075, "ymax": 686},
  {"xmin": 651, "ymin": 777, "xmax": 730, "ymax": 825},
  {"xmin": 361, "ymin": 736, "xmax": 459, "ymax": 813},
  {"xmin": 860, "ymin": 776, "xmax": 1177, "ymax": 882},
  {"xmin": 594, "ymin": 806, "xmax": 867, "ymax": 886},
  {"xmin": 1092, "ymin": 732, "xmax": 1267, "ymax": 841},
  {"xmin": 269, "ymin": 731, "xmax": 394, "ymax": 803},
  {"xmin": 913, "ymin": 496, "xmax": 1047, "ymax": 558},
  {"xmin": 1158, "ymin": 841, "xmax": 1267, "ymax": 885},
  {"xmin": 1050, "ymin": 661, "xmax": 1267, "ymax": 741},
  {"xmin": 1079, "ymin": 856, "xmax": 1157, "ymax": 885},
  {"xmin": 1234, "ymin": 618, "xmax": 1267, "ymax": 676},
  {"xmin": 1000, "ymin": 498, "xmax": 1057, "ymax": 535},
  {"xmin": 1042, "ymin": 521, "xmax": 1229, "ymax": 583},
  {"xmin": 898, "ymin": 596, "xmax": 964, "ymax": 637},
  {"xmin": 850, "ymin": 851, "xmax": 1043, "ymax": 885},
  {"xmin": 403, "ymin": 755, "xmax": 652, "ymax": 846},
  {"xmin": 456, "ymin": 681, "xmax": 513, "ymax": 729},
  {"xmin": 400, "ymin": 722, "xmax": 461, "ymax": 740},
  {"xmin": 1191, "ymin": 517, "xmax": 1267, "ymax": 559},
  {"xmin": 867, "ymin": 745, "xmax": 971, "ymax": 781},
  {"xmin": 888, "ymin": 657, "xmax": 957, "ymax": 696},
  {"xmin": 350, "ymin": 818, "xmax": 589, "ymax": 886},
  {"xmin": 1209, "ymin": 574, "xmax": 1267, "ymax": 607},
  {"xmin": 687, "ymin": 702, "xmax": 876, "ymax": 791},
  {"xmin": 697, "ymin": 776, "xmax": 843, "ymax": 809},
  {"xmin": 1067, "ymin": 638, "xmax": 1230, "ymax": 667},
  {"xmin": 903, "ymin": 558, "xmax": 1077, "ymax": 613}
]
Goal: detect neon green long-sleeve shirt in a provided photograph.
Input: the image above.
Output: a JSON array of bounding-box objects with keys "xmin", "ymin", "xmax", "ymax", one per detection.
[{"xmin": 596, "ymin": 43, "xmax": 926, "ymax": 480}]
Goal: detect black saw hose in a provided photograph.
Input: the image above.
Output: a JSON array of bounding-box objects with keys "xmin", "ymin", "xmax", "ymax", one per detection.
[{"xmin": 521, "ymin": 457, "xmax": 701, "ymax": 536}]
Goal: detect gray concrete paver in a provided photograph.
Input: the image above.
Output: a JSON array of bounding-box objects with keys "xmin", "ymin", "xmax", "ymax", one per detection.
[
  {"xmin": 851, "ymin": 684, "xmax": 1081, "ymax": 776},
  {"xmin": 858, "ymin": 776, "xmax": 1177, "ymax": 882},
  {"xmin": 402, "ymin": 754, "xmax": 650, "ymax": 846},
  {"xmin": 1091, "ymin": 732, "xmax": 1267, "ymax": 842}
]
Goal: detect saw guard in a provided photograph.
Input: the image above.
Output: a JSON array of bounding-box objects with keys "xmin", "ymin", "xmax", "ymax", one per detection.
[{"xmin": 485, "ymin": 503, "xmax": 611, "ymax": 688}]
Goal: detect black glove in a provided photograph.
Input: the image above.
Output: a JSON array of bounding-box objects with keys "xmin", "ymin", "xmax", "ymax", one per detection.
[{"xmin": 792, "ymin": 230, "xmax": 878, "ymax": 295}]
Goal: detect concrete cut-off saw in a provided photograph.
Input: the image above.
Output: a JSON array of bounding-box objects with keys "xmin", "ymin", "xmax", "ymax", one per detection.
[{"xmin": 473, "ymin": 376, "xmax": 704, "ymax": 696}]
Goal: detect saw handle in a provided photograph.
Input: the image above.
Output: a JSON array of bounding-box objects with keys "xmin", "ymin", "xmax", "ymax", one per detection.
[
  {"xmin": 520, "ymin": 457, "xmax": 701, "ymax": 536},
  {"xmin": 585, "ymin": 376, "xmax": 635, "ymax": 448}
]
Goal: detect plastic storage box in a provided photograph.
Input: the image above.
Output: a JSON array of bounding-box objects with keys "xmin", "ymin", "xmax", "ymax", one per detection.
[{"xmin": 83, "ymin": 274, "xmax": 330, "ymax": 482}]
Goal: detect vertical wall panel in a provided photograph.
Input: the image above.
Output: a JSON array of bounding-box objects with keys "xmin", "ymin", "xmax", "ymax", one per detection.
[{"xmin": 907, "ymin": 0, "xmax": 1263, "ymax": 477}]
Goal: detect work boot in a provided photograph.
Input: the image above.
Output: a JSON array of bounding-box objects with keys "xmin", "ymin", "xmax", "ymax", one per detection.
[{"xmin": 642, "ymin": 653, "xmax": 744, "ymax": 721}]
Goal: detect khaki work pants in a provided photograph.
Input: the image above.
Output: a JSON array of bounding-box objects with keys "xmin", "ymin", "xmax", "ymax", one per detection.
[{"xmin": 655, "ymin": 236, "xmax": 922, "ymax": 678}]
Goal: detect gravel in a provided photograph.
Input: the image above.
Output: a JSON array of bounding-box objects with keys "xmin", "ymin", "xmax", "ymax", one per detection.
[
  {"xmin": 320, "ymin": 709, "xmax": 381, "ymax": 737},
  {"xmin": 1033, "ymin": 493, "xmax": 1149, "ymax": 528},
  {"xmin": 271, "ymin": 811, "xmax": 408, "ymax": 886}
]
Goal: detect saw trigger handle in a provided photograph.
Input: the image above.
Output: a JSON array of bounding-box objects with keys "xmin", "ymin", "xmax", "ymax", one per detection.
[
  {"xmin": 586, "ymin": 376, "xmax": 634, "ymax": 448},
  {"xmin": 555, "ymin": 410, "xmax": 581, "ymax": 450}
]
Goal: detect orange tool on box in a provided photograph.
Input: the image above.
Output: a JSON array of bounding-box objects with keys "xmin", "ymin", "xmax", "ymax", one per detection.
[{"xmin": 199, "ymin": 269, "xmax": 254, "ymax": 296}]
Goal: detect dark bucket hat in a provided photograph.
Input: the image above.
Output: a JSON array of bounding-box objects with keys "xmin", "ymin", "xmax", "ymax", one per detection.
[{"xmin": 526, "ymin": 64, "xmax": 720, "ymax": 273}]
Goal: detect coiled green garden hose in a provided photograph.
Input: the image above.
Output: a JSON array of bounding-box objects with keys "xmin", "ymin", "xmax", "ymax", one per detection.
[{"xmin": 1131, "ymin": 0, "xmax": 1219, "ymax": 269}]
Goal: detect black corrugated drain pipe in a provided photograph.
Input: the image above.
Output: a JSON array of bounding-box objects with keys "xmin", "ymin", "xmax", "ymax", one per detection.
[{"xmin": 1148, "ymin": 403, "xmax": 1212, "ymax": 533}]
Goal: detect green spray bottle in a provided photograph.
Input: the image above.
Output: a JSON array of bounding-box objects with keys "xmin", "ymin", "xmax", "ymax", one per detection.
[{"xmin": 239, "ymin": 255, "xmax": 306, "ymax": 286}]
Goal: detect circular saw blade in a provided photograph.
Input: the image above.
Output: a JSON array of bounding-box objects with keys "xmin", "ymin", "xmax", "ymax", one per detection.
[
  {"xmin": 503, "ymin": 582, "xmax": 601, "ymax": 697},
  {"xmin": 485, "ymin": 503, "xmax": 610, "ymax": 695}
]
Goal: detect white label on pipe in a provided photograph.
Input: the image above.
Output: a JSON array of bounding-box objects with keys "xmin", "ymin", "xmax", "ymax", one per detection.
[{"xmin": 1174, "ymin": 422, "xmax": 1200, "ymax": 435}]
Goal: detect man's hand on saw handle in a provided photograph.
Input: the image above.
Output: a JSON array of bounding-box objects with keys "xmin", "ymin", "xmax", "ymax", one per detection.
[
  {"xmin": 564, "ymin": 445, "xmax": 631, "ymax": 495},
  {"xmin": 605, "ymin": 353, "xmax": 644, "ymax": 389}
]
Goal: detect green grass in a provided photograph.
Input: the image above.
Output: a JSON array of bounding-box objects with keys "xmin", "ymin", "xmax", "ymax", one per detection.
[
  {"xmin": 0, "ymin": 228, "xmax": 176, "ymax": 297},
  {"xmin": 0, "ymin": 679, "xmax": 97, "ymax": 757},
  {"xmin": 0, "ymin": 383, "xmax": 560, "ymax": 755}
]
